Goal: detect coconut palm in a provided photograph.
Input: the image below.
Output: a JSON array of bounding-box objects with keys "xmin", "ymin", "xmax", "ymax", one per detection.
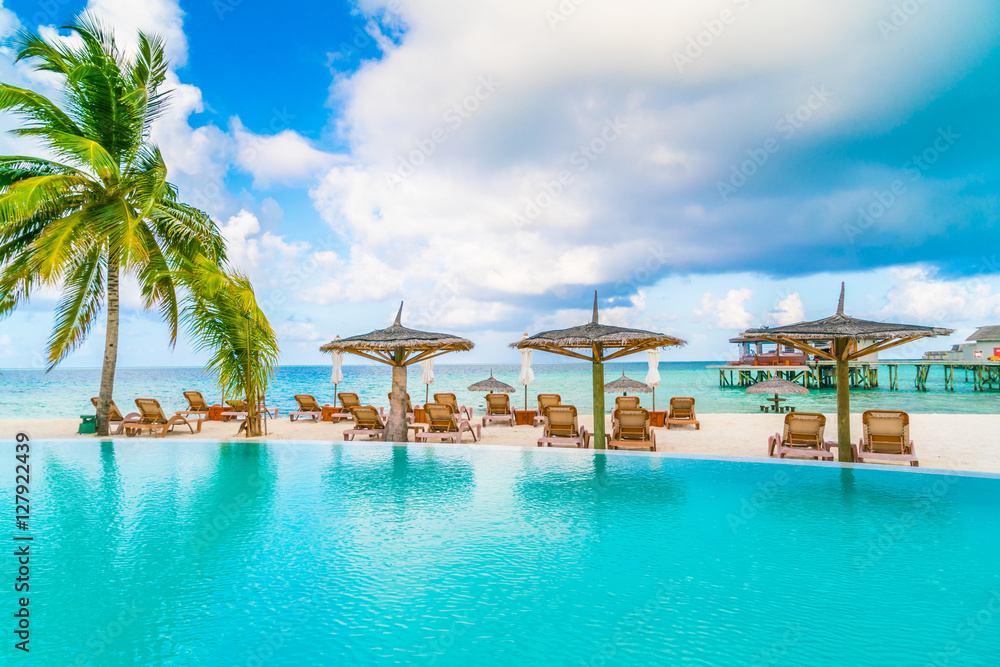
[
  {"xmin": 183, "ymin": 257, "xmax": 279, "ymax": 437},
  {"xmin": 0, "ymin": 15, "xmax": 225, "ymax": 434}
]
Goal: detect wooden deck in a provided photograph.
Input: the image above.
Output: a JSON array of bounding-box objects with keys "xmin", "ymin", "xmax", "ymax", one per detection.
[{"xmin": 709, "ymin": 360, "xmax": 1000, "ymax": 391}]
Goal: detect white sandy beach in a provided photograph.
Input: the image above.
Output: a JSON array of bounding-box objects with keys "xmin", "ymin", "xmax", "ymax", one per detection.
[{"xmin": 3, "ymin": 412, "xmax": 998, "ymax": 474}]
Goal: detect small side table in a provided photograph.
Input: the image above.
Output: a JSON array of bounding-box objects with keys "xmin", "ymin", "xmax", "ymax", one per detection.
[
  {"xmin": 208, "ymin": 404, "xmax": 225, "ymax": 421},
  {"xmin": 323, "ymin": 406, "xmax": 350, "ymax": 422},
  {"xmin": 412, "ymin": 407, "xmax": 427, "ymax": 424},
  {"xmin": 648, "ymin": 410, "xmax": 666, "ymax": 428},
  {"xmin": 513, "ymin": 409, "xmax": 537, "ymax": 426}
]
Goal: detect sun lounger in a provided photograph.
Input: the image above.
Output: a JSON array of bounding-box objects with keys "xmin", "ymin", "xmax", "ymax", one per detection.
[
  {"xmin": 415, "ymin": 403, "xmax": 481, "ymax": 443},
  {"xmin": 90, "ymin": 397, "xmax": 141, "ymax": 435},
  {"xmin": 434, "ymin": 393, "xmax": 473, "ymax": 421},
  {"xmin": 124, "ymin": 398, "xmax": 201, "ymax": 438},
  {"xmin": 289, "ymin": 394, "xmax": 328, "ymax": 422},
  {"xmin": 608, "ymin": 408, "xmax": 656, "ymax": 451},
  {"xmin": 177, "ymin": 390, "xmax": 211, "ymax": 417},
  {"xmin": 343, "ymin": 406, "xmax": 387, "ymax": 441},
  {"xmin": 482, "ymin": 393, "xmax": 515, "ymax": 427},
  {"xmin": 534, "ymin": 393, "xmax": 562, "ymax": 426},
  {"xmin": 537, "ymin": 405, "xmax": 589, "ymax": 448},
  {"xmin": 856, "ymin": 410, "xmax": 918, "ymax": 467},
  {"xmin": 666, "ymin": 396, "xmax": 700, "ymax": 430},
  {"xmin": 767, "ymin": 412, "xmax": 834, "ymax": 460}
]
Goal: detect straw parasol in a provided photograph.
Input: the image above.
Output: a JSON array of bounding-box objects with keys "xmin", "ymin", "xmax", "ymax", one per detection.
[
  {"xmin": 468, "ymin": 371, "xmax": 516, "ymax": 393},
  {"xmin": 320, "ymin": 303, "xmax": 474, "ymax": 442},
  {"xmin": 741, "ymin": 283, "xmax": 952, "ymax": 461},
  {"xmin": 604, "ymin": 371, "xmax": 652, "ymax": 396},
  {"xmin": 745, "ymin": 376, "xmax": 808, "ymax": 412},
  {"xmin": 512, "ymin": 292, "xmax": 686, "ymax": 449}
]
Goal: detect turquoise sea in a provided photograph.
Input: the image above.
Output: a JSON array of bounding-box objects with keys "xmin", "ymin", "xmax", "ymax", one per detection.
[
  {"xmin": 2, "ymin": 441, "xmax": 998, "ymax": 665},
  {"xmin": 1, "ymin": 361, "xmax": 998, "ymax": 419}
]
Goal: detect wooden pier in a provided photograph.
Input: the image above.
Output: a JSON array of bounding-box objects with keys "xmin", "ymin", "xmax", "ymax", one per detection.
[{"xmin": 711, "ymin": 360, "xmax": 1000, "ymax": 392}]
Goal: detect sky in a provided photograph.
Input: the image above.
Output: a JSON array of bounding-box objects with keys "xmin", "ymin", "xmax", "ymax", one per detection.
[{"xmin": 0, "ymin": 0, "xmax": 998, "ymax": 369}]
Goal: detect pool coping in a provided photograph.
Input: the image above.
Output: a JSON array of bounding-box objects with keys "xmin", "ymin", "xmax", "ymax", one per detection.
[{"xmin": 11, "ymin": 436, "xmax": 1000, "ymax": 480}]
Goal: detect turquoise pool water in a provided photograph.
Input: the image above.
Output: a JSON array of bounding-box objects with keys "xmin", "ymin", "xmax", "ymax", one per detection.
[{"xmin": 3, "ymin": 440, "xmax": 999, "ymax": 665}]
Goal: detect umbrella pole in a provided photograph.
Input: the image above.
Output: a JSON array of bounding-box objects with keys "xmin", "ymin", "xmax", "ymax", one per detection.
[
  {"xmin": 524, "ymin": 385, "xmax": 528, "ymax": 411},
  {"xmin": 652, "ymin": 388, "xmax": 655, "ymax": 412},
  {"xmin": 387, "ymin": 363, "xmax": 408, "ymax": 442},
  {"xmin": 592, "ymin": 355, "xmax": 606, "ymax": 450},
  {"xmin": 835, "ymin": 339, "xmax": 851, "ymax": 462},
  {"xmin": 334, "ymin": 383, "xmax": 338, "ymax": 407}
]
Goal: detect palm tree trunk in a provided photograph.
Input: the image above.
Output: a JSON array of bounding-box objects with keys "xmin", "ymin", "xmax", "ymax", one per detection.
[
  {"xmin": 386, "ymin": 364, "xmax": 408, "ymax": 442},
  {"xmin": 96, "ymin": 256, "xmax": 120, "ymax": 436}
]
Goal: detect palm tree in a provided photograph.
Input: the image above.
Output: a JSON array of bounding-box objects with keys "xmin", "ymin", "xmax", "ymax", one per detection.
[
  {"xmin": 0, "ymin": 15, "xmax": 225, "ymax": 435},
  {"xmin": 183, "ymin": 257, "xmax": 279, "ymax": 437}
]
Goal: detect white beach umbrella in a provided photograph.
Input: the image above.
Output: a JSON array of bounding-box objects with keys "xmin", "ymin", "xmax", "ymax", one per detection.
[
  {"xmin": 519, "ymin": 340, "xmax": 535, "ymax": 411},
  {"xmin": 330, "ymin": 350, "xmax": 344, "ymax": 406},
  {"xmin": 645, "ymin": 348, "xmax": 661, "ymax": 411},
  {"xmin": 420, "ymin": 358, "xmax": 435, "ymax": 404}
]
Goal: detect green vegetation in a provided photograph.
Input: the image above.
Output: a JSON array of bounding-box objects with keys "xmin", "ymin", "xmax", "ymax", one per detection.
[{"xmin": 0, "ymin": 15, "xmax": 278, "ymax": 436}]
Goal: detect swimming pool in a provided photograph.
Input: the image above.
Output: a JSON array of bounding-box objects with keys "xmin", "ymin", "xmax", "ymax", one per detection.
[{"xmin": 5, "ymin": 440, "xmax": 999, "ymax": 665}]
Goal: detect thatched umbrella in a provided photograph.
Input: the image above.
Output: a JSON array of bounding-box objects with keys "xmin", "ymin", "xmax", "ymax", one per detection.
[
  {"xmin": 745, "ymin": 377, "xmax": 808, "ymax": 412},
  {"xmin": 468, "ymin": 371, "xmax": 516, "ymax": 393},
  {"xmin": 320, "ymin": 303, "xmax": 474, "ymax": 442},
  {"xmin": 604, "ymin": 371, "xmax": 652, "ymax": 397},
  {"xmin": 512, "ymin": 292, "xmax": 686, "ymax": 449},
  {"xmin": 742, "ymin": 284, "xmax": 952, "ymax": 461}
]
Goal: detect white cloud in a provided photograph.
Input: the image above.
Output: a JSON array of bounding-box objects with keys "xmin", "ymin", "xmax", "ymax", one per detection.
[
  {"xmin": 231, "ymin": 118, "xmax": 343, "ymax": 187},
  {"xmin": 878, "ymin": 266, "xmax": 1000, "ymax": 324},
  {"xmin": 275, "ymin": 321, "xmax": 324, "ymax": 342},
  {"xmin": 766, "ymin": 292, "xmax": 805, "ymax": 326},
  {"xmin": 307, "ymin": 0, "xmax": 998, "ymax": 330},
  {"xmin": 696, "ymin": 288, "xmax": 754, "ymax": 329}
]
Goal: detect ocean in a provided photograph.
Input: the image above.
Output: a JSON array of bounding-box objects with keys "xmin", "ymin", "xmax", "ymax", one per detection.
[{"xmin": 1, "ymin": 361, "xmax": 997, "ymax": 419}]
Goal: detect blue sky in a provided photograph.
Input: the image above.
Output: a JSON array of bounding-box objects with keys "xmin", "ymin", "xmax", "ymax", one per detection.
[{"xmin": 0, "ymin": 0, "xmax": 999, "ymax": 369}]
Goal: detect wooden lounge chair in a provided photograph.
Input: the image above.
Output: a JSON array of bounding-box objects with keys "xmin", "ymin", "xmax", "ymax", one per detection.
[
  {"xmin": 338, "ymin": 392, "xmax": 361, "ymax": 411},
  {"xmin": 767, "ymin": 412, "xmax": 834, "ymax": 461},
  {"xmin": 415, "ymin": 403, "xmax": 481, "ymax": 443},
  {"xmin": 178, "ymin": 391, "xmax": 211, "ymax": 416},
  {"xmin": 434, "ymin": 393, "xmax": 473, "ymax": 421},
  {"xmin": 387, "ymin": 392, "xmax": 415, "ymax": 422},
  {"xmin": 608, "ymin": 408, "xmax": 656, "ymax": 451},
  {"xmin": 289, "ymin": 394, "xmax": 327, "ymax": 422},
  {"xmin": 534, "ymin": 393, "xmax": 562, "ymax": 426},
  {"xmin": 666, "ymin": 396, "xmax": 700, "ymax": 430},
  {"xmin": 343, "ymin": 406, "xmax": 387, "ymax": 441},
  {"xmin": 90, "ymin": 397, "xmax": 141, "ymax": 435},
  {"xmin": 125, "ymin": 398, "xmax": 201, "ymax": 438},
  {"xmin": 537, "ymin": 405, "xmax": 589, "ymax": 448},
  {"xmin": 482, "ymin": 393, "xmax": 515, "ymax": 427},
  {"xmin": 856, "ymin": 410, "xmax": 918, "ymax": 467},
  {"xmin": 615, "ymin": 396, "xmax": 641, "ymax": 410}
]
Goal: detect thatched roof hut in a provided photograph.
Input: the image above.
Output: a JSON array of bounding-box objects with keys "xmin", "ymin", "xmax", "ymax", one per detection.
[
  {"xmin": 320, "ymin": 303, "xmax": 473, "ymax": 442},
  {"xmin": 741, "ymin": 284, "xmax": 952, "ymax": 460},
  {"xmin": 604, "ymin": 371, "xmax": 652, "ymax": 395},
  {"xmin": 512, "ymin": 292, "xmax": 685, "ymax": 448}
]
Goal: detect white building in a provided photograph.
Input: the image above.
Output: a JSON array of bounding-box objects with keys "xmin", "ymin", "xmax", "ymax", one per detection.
[{"xmin": 923, "ymin": 326, "xmax": 1000, "ymax": 362}]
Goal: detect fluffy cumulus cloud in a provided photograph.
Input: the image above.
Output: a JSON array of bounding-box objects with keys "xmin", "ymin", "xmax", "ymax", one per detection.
[
  {"xmin": 231, "ymin": 118, "xmax": 343, "ymax": 188},
  {"xmin": 766, "ymin": 292, "xmax": 805, "ymax": 326},
  {"xmin": 301, "ymin": 0, "xmax": 1000, "ymax": 333},
  {"xmin": 695, "ymin": 288, "xmax": 754, "ymax": 329},
  {"xmin": 878, "ymin": 266, "xmax": 1000, "ymax": 325}
]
